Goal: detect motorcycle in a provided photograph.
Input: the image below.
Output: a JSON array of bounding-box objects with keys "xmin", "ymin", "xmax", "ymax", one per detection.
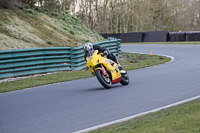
[{"xmin": 86, "ymin": 49, "xmax": 129, "ymax": 89}]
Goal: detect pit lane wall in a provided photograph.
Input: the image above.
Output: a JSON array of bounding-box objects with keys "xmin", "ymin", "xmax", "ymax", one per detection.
[{"xmin": 101, "ymin": 31, "xmax": 200, "ymax": 43}]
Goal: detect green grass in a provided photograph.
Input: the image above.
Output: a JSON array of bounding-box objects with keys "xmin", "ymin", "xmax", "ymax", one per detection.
[
  {"xmin": 120, "ymin": 52, "xmax": 171, "ymax": 71},
  {"xmin": 123, "ymin": 42, "xmax": 200, "ymax": 45},
  {"xmin": 89, "ymin": 98, "xmax": 200, "ymax": 133},
  {"xmin": 0, "ymin": 71, "xmax": 92, "ymax": 93},
  {"xmin": 0, "ymin": 52, "xmax": 171, "ymax": 93}
]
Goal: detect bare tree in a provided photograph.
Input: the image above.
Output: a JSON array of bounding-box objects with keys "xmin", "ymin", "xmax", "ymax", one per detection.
[{"xmin": 3, "ymin": 0, "xmax": 198, "ymax": 32}]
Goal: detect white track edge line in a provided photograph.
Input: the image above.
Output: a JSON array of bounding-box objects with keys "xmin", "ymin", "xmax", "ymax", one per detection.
[
  {"xmin": 74, "ymin": 95, "xmax": 200, "ymax": 133},
  {"xmin": 74, "ymin": 53, "xmax": 177, "ymax": 133}
]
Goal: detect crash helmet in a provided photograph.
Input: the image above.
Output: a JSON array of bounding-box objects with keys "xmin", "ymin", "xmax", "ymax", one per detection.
[{"xmin": 83, "ymin": 42, "xmax": 93, "ymax": 52}]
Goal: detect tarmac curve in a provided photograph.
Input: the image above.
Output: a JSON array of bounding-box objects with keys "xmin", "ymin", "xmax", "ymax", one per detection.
[{"xmin": 1, "ymin": 44, "xmax": 200, "ymax": 133}]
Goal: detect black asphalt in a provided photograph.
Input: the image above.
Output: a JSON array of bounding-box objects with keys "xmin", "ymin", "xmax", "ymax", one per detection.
[{"xmin": 1, "ymin": 44, "xmax": 200, "ymax": 133}]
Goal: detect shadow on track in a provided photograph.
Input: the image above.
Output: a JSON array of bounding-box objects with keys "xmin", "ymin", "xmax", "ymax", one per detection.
[{"xmin": 85, "ymin": 84, "xmax": 123, "ymax": 92}]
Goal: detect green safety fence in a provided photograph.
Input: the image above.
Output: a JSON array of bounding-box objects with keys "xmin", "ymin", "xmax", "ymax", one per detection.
[{"xmin": 0, "ymin": 39, "xmax": 121, "ymax": 79}]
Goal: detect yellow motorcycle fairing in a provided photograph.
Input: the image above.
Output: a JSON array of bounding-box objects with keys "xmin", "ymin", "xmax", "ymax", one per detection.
[{"xmin": 86, "ymin": 50, "xmax": 121, "ymax": 82}]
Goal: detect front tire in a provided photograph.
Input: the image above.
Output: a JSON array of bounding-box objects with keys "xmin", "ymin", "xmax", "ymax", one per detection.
[
  {"xmin": 120, "ymin": 72, "xmax": 129, "ymax": 85},
  {"xmin": 95, "ymin": 69, "xmax": 112, "ymax": 89}
]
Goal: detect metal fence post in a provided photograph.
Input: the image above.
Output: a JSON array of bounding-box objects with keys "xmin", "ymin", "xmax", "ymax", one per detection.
[
  {"xmin": 70, "ymin": 47, "xmax": 75, "ymax": 71},
  {"xmin": 117, "ymin": 39, "xmax": 121, "ymax": 57}
]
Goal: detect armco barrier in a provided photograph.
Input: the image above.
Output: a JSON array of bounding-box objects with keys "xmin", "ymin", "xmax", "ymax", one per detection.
[{"xmin": 0, "ymin": 40, "xmax": 121, "ymax": 79}]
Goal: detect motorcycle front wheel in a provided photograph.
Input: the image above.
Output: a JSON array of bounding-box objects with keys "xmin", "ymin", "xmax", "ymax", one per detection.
[
  {"xmin": 95, "ymin": 69, "xmax": 112, "ymax": 89},
  {"xmin": 120, "ymin": 72, "xmax": 129, "ymax": 85}
]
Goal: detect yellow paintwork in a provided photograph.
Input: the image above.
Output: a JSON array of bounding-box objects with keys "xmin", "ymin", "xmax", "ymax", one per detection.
[{"xmin": 86, "ymin": 50, "xmax": 121, "ymax": 81}]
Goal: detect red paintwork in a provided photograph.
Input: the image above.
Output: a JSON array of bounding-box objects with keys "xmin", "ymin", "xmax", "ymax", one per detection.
[
  {"xmin": 112, "ymin": 77, "xmax": 121, "ymax": 84},
  {"xmin": 100, "ymin": 68, "xmax": 106, "ymax": 75}
]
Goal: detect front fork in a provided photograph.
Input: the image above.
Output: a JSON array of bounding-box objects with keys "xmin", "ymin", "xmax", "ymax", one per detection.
[{"xmin": 95, "ymin": 65, "xmax": 109, "ymax": 78}]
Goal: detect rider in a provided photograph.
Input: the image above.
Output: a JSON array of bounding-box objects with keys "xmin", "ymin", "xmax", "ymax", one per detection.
[{"xmin": 83, "ymin": 42, "xmax": 123, "ymax": 70}]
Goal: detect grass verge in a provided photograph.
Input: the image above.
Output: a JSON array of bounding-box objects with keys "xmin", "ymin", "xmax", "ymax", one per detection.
[
  {"xmin": 123, "ymin": 42, "xmax": 200, "ymax": 45},
  {"xmin": 89, "ymin": 98, "xmax": 200, "ymax": 133},
  {"xmin": 0, "ymin": 52, "xmax": 171, "ymax": 93}
]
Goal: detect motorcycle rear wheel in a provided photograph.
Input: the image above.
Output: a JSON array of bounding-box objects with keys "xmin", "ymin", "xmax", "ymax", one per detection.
[{"xmin": 95, "ymin": 69, "xmax": 112, "ymax": 89}]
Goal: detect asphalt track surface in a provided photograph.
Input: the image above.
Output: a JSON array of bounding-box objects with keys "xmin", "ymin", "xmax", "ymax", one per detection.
[{"xmin": 1, "ymin": 44, "xmax": 200, "ymax": 133}]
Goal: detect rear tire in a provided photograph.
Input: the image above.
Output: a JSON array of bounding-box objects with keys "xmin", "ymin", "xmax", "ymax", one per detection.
[{"xmin": 95, "ymin": 69, "xmax": 112, "ymax": 89}]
